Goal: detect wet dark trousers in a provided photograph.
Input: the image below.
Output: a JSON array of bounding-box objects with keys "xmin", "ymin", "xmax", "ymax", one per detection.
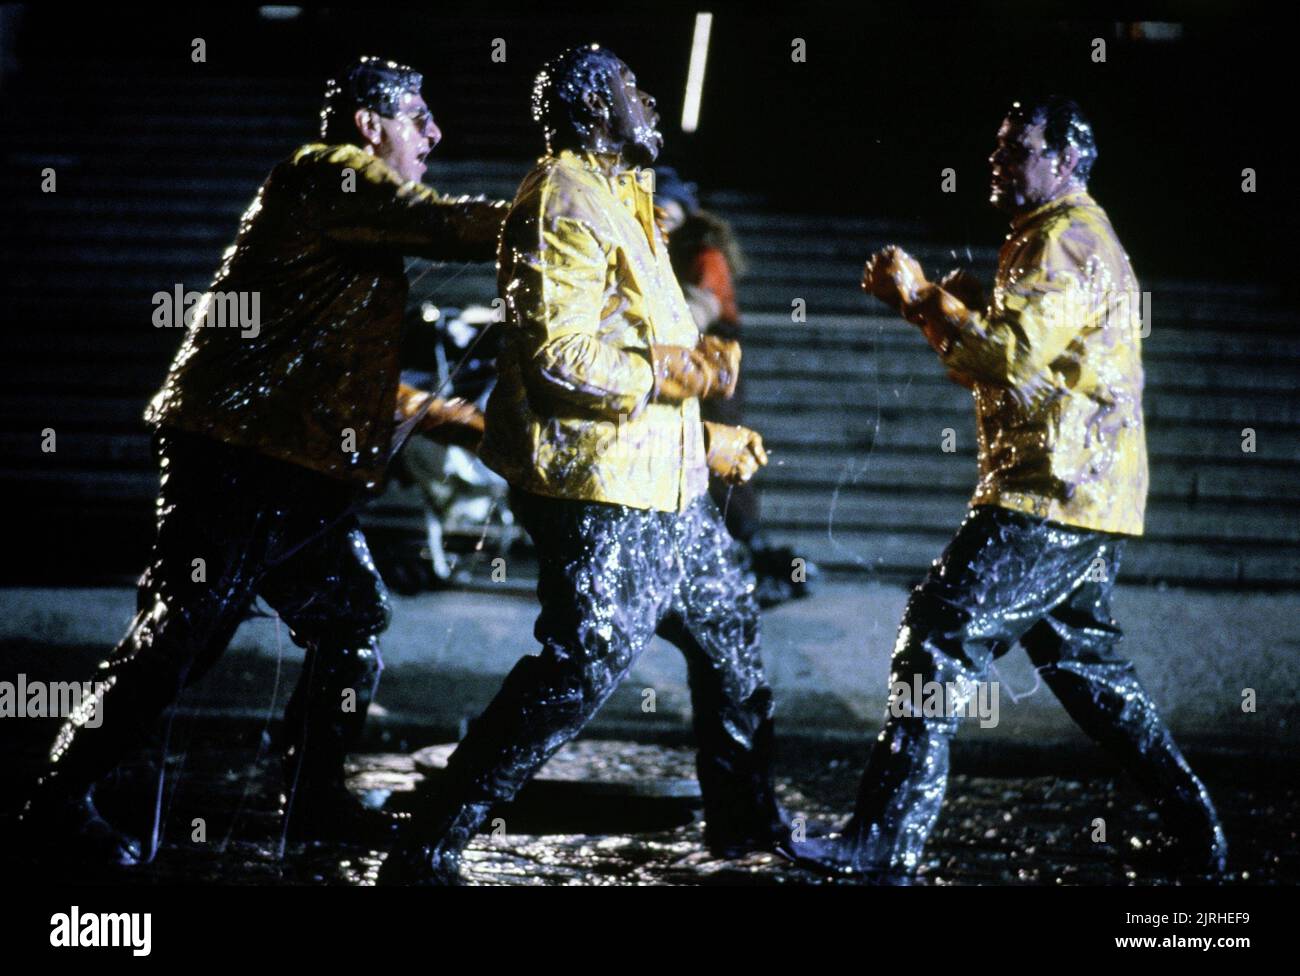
[
  {"xmin": 33, "ymin": 430, "xmax": 391, "ymax": 815},
  {"xmin": 417, "ymin": 489, "xmax": 784, "ymax": 851},
  {"xmin": 843, "ymin": 504, "xmax": 1223, "ymax": 872}
]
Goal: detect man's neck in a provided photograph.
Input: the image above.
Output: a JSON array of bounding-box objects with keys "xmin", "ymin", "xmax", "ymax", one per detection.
[
  {"xmin": 566, "ymin": 143, "xmax": 630, "ymax": 177},
  {"xmin": 1010, "ymin": 182, "xmax": 1087, "ymax": 226}
]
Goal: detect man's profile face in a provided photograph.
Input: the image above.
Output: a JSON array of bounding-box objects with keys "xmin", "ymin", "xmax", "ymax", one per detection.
[
  {"xmin": 368, "ymin": 91, "xmax": 442, "ymax": 183},
  {"xmin": 605, "ymin": 61, "xmax": 662, "ymax": 165},
  {"xmin": 988, "ymin": 117, "xmax": 1074, "ymax": 213}
]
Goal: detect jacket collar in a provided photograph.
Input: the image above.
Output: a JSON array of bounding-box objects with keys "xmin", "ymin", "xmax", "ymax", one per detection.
[
  {"xmin": 556, "ymin": 149, "xmax": 655, "ymax": 194},
  {"xmin": 1011, "ymin": 188, "xmax": 1094, "ymax": 233}
]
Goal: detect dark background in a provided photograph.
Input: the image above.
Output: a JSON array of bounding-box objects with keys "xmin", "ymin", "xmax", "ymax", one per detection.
[
  {"xmin": 5, "ymin": 1, "xmax": 1290, "ymax": 282},
  {"xmin": 1, "ymin": 2, "xmax": 1294, "ymax": 591}
]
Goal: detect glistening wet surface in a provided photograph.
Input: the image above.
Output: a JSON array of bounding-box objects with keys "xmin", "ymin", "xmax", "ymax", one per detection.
[{"xmin": 6, "ymin": 734, "xmax": 1294, "ymax": 886}]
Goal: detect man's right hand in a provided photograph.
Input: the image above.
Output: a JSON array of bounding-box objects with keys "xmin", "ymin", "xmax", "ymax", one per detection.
[
  {"xmin": 419, "ymin": 397, "xmax": 486, "ymax": 452},
  {"xmin": 651, "ymin": 335, "xmax": 741, "ymax": 403},
  {"xmin": 862, "ymin": 245, "xmax": 927, "ymax": 312}
]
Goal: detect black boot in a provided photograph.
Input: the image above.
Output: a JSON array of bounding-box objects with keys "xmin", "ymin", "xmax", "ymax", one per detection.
[
  {"xmin": 19, "ymin": 782, "xmax": 143, "ymax": 868},
  {"xmin": 279, "ymin": 775, "xmax": 409, "ymax": 846},
  {"xmin": 16, "ymin": 644, "xmax": 190, "ymax": 867},
  {"xmin": 377, "ymin": 649, "xmax": 593, "ymax": 884},
  {"xmin": 750, "ymin": 540, "xmax": 819, "ymax": 609},
  {"xmin": 279, "ymin": 640, "xmax": 406, "ymax": 846},
  {"xmin": 1042, "ymin": 661, "xmax": 1228, "ymax": 875},
  {"xmin": 697, "ymin": 711, "xmax": 794, "ymax": 857},
  {"xmin": 376, "ymin": 801, "xmax": 493, "ymax": 886},
  {"xmin": 785, "ymin": 717, "xmax": 952, "ymax": 878}
]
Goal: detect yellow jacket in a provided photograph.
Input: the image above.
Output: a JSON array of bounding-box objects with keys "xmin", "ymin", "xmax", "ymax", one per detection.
[
  {"xmin": 940, "ymin": 190, "xmax": 1148, "ymax": 536},
  {"xmin": 481, "ymin": 150, "xmax": 709, "ymax": 512},
  {"xmin": 147, "ymin": 143, "xmax": 505, "ymax": 489}
]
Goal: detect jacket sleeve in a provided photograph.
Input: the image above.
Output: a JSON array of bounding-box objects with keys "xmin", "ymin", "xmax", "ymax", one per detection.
[
  {"xmin": 299, "ymin": 145, "xmax": 506, "ymax": 261},
  {"xmin": 939, "ymin": 223, "xmax": 1095, "ymax": 399},
  {"xmin": 693, "ymin": 247, "xmax": 739, "ymax": 324},
  {"xmin": 505, "ymin": 211, "xmax": 655, "ymax": 418}
]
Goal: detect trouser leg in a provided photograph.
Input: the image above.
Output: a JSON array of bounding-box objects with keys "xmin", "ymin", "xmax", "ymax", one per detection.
[
  {"xmin": 22, "ymin": 432, "xmax": 274, "ymax": 859},
  {"xmin": 379, "ymin": 493, "xmax": 674, "ymax": 883},
  {"xmin": 35, "ymin": 577, "xmax": 250, "ymax": 812},
  {"xmin": 1020, "ymin": 542, "xmax": 1227, "ymax": 872},
  {"xmin": 828, "ymin": 507, "xmax": 1111, "ymax": 874},
  {"xmin": 24, "ymin": 431, "xmax": 390, "ymax": 856},
  {"xmin": 259, "ymin": 517, "xmax": 392, "ymax": 839},
  {"xmin": 656, "ymin": 493, "xmax": 786, "ymax": 854},
  {"xmin": 832, "ymin": 597, "xmax": 970, "ymax": 875}
]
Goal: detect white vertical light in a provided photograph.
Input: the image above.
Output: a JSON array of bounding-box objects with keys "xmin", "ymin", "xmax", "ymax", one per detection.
[{"xmin": 681, "ymin": 12, "xmax": 713, "ymax": 134}]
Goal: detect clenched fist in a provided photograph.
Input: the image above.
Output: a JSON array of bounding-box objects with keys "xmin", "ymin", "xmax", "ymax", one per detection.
[
  {"xmin": 651, "ymin": 335, "xmax": 741, "ymax": 403},
  {"xmin": 862, "ymin": 245, "xmax": 928, "ymax": 311},
  {"xmin": 704, "ymin": 421, "xmax": 768, "ymax": 486}
]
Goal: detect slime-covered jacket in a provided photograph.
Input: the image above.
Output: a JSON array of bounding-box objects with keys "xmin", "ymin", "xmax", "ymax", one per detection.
[
  {"xmin": 939, "ymin": 190, "xmax": 1149, "ymax": 536},
  {"xmin": 147, "ymin": 143, "xmax": 505, "ymax": 489},
  {"xmin": 481, "ymin": 149, "xmax": 709, "ymax": 513}
]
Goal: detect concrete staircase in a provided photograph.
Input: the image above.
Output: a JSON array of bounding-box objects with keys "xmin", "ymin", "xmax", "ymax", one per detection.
[{"xmin": 3, "ymin": 66, "xmax": 1297, "ymax": 588}]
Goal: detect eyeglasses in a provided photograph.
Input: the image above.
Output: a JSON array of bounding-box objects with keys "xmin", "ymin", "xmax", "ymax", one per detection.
[{"xmin": 391, "ymin": 108, "xmax": 435, "ymax": 132}]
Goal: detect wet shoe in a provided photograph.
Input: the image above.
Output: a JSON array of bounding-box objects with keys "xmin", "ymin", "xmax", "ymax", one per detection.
[
  {"xmin": 376, "ymin": 843, "xmax": 463, "ymax": 886},
  {"xmin": 706, "ymin": 834, "xmax": 771, "ymax": 859},
  {"xmin": 19, "ymin": 792, "xmax": 142, "ymax": 867},
  {"xmin": 374, "ymin": 800, "xmax": 491, "ymax": 886},
  {"xmin": 778, "ymin": 830, "xmax": 861, "ymax": 873},
  {"xmin": 778, "ymin": 830, "xmax": 916, "ymax": 883},
  {"xmin": 751, "ymin": 545, "xmax": 819, "ymax": 608},
  {"xmin": 281, "ymin": 785, "xmax": 410, "ymax": 846},
  {"xmin": 1129, "ymin": 821, "xmax": 1229, "ymax": 878},
  {"xmin": 710, "ymin": 815, "xmax": 833, "ymax": 859}
]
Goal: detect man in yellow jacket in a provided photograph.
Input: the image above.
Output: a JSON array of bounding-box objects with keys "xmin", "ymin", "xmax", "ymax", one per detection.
[
  {"xmin": 22, "ymin": 57, "xmax": 504, "ymax": 863},
  {"xmin": 794, "ymin": 96, "xmax": 1226, "ymax": 879},
  {"xmin": 380, "ymin": 44, "xmax": 784, "ymax": 885}
]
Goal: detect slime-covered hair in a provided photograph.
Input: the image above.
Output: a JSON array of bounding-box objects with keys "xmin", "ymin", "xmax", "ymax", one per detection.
[
  {"xmin": 320, "ymin": 55, "xmax": 424, "ymax": 144},
  {"xmin": 1007, "ymin": 95, "xmax": 1098, "ymax": 183},
  {"xmin": 531, "ymin": 43, "xmax": 624, "ymax": 152}
]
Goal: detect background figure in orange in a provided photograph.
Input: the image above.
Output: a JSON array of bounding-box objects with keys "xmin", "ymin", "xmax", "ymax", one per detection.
[{"xmin": 658, "ymin": 168, "xmax": 818, "ymax": 608}]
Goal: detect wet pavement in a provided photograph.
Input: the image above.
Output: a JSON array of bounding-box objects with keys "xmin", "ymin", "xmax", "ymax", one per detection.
[
  {"xmin": 4, "ymin": 730, "xmax": 1294, "ymax": 886},
  {"xmin": 7, "ymin": 582, "xmax": 1296, "ymax": 752}
]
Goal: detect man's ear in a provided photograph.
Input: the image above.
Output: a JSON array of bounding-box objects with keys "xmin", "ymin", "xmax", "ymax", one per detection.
[
  {"xmin": 353, "ymin": 107, "xmax": 383, "ymax": 148},
  {"xmin": 581, "ymin": 89, "xmax": 609, "ymax": 126},
  {"xmin": 1056, "ymin": 144, "xmax": 1081, "ymax": 182}
]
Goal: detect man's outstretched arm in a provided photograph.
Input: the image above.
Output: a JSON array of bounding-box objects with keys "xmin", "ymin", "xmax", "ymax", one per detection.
[
  {"xmin": 300, "ymin": 144, "xmax": 506, "ymax": 260},
  {"xmin": 395, "ymin": 382, "xmax": 485, "ymax": 451},
  {"xmin": 864, "ymin": 240, "xmax": 1091, "ymax": 402}
]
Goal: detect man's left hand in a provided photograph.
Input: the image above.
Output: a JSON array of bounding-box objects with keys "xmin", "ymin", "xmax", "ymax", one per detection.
[{"xmin": 704, "ymin": 421, "xmax": 768, "ymax": 485}]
